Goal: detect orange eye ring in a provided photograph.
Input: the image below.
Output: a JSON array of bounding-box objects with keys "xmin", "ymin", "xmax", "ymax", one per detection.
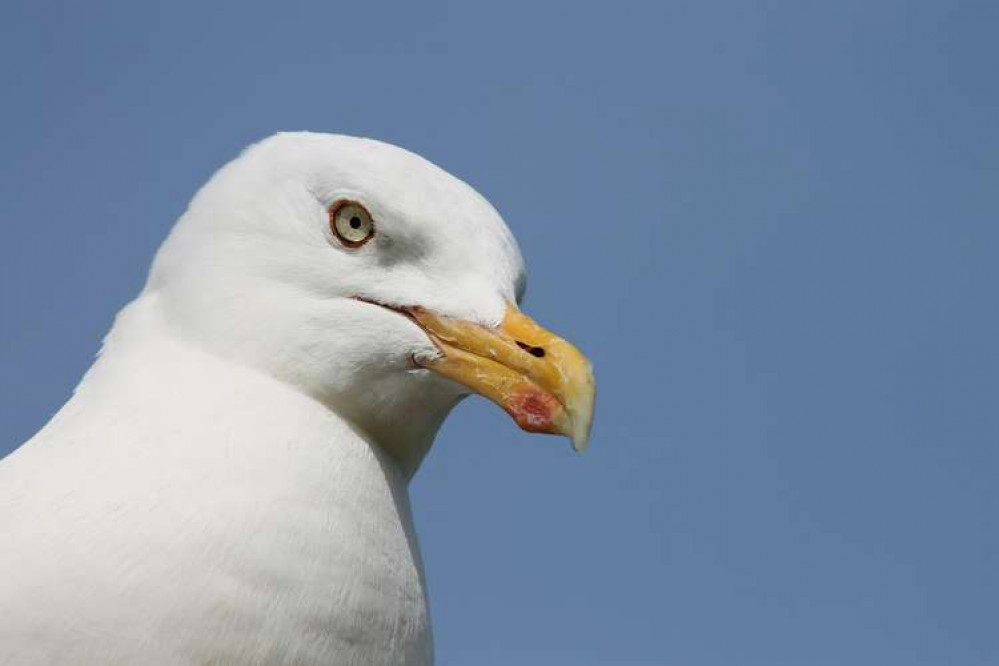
[{"xmin": 329, "ymin": 200, "xmax": 375, "ymax": 248}]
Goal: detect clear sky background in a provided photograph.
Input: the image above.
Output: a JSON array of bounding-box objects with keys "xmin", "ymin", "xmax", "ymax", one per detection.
[{"xmin": 1, "ymin": 1, "xmax": 996, "ymax": 664}]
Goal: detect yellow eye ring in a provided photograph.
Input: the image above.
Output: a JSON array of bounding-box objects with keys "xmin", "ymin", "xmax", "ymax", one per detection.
[{"xmin": 329, "ymin": 200, "xmax": 375, "ymax": 247}]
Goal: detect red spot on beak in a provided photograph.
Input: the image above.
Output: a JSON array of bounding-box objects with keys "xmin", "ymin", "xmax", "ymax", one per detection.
[{"xmin": 507, "ymin": 389, "xmax": 560, "ymax": 433}]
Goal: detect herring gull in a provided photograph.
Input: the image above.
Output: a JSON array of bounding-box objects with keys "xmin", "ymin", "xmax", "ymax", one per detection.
[{"xmin": 0, "ymin": 133, "xmax": 595, "ymax": 666}]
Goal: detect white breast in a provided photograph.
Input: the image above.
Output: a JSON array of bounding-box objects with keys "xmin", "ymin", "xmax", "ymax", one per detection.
[{"xmin": 0, "ymin": 296, "xmax": 433, "ymax": 666}]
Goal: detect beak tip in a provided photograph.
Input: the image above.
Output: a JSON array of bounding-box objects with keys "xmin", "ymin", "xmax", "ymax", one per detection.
[
  {"xmin": 567, "ymin": 400, "xmax": 594, "ymax": 453},
  {"xmin": 568, "ymin": 370, "xmax": 595, "ymax": 454}
]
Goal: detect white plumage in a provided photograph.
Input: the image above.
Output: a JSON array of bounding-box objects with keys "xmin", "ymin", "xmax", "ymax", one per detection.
[{"xmin": 0, "ymin": 133, "xmax": 593, "ymax": 665}]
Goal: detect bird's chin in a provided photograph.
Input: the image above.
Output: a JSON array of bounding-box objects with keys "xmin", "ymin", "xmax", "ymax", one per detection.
[{"xmin": 404, "ymin": 364, "xmax": 469, "ymax": 398}]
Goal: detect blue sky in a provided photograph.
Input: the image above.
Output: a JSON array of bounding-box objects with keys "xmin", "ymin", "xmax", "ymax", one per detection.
[{"xmin": 1, "ymin": 1, "xmax": 996, "ymax": 664}]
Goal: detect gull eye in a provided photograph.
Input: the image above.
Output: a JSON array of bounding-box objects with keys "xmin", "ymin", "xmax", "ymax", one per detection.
[{"xmin": 329, "ymin": 200, "xmax": 375, "ymax": 247}]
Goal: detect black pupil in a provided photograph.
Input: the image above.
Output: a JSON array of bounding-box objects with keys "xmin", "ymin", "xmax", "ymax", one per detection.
[{"xmin": 349, "ymin": 216, "xmax": 362, "ymax": 230}]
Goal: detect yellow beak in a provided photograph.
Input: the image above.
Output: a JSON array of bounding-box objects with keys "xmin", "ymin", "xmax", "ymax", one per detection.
[{"xmin": 410, "ymin": 304, "xmax": 596, "ymax": 451}]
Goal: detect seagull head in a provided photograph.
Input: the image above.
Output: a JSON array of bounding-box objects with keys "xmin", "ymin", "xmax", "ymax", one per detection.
[{"xmin": 147, "ymin": 132, "xmax": 594, "ymax": 475}]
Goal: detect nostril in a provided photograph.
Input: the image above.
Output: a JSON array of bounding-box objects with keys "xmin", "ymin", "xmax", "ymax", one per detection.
[{"xmin": 516, "ymin": 341, "xmax": 546, "ymax": 358}]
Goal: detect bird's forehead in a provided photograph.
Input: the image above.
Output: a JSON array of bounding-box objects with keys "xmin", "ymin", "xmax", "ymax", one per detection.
[
  {"xmin": 308, "ymin": 135, "xmax": 495, "ymax": 222},
  {"xmin": 249, "ymin": 133, "xmax": 489, "ymax": 218}
]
